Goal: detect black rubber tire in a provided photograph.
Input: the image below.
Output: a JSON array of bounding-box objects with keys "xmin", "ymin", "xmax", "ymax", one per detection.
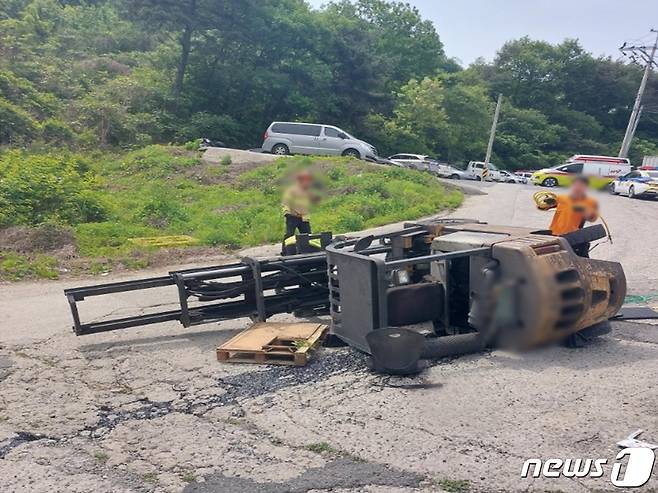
[
  {"xmin": 476, "ymin": 176, "xmax": 482, "ymax": 182},
  {"xmin": 342, "ymin": 148, "xmax": 361, "ymax": 159},
  {"xmin": 542, "ymin": 177, "xmax": 558, "ymax": 187},
  {"xmin": 450, "ymin": 174, "xmax": 460, "ymax": 180},
  {"xmin": 562, "ymin": 321, "xmax": 611, "ymax": 348},
  {"xmin": 629, "ymin": 186, "xmax": 636, "ymax": 199},
  {"xmin": 272, "ymin": 143, "xmax": 289, "ymax": 156}
]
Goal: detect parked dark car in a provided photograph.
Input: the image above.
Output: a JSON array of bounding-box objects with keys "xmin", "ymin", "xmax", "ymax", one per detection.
[{"xmin": 199, "ymin": 137, "xmax": 226, "ymax": 149}]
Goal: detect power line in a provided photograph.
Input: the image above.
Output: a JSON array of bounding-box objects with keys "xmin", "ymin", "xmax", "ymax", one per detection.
[
  {"xmin": 618, "ymin": 29, "xmax": 658, "ymax": 158},
  {"xmin": 623, "ymin": 32, "xmax": 656, "ymax": 47}
]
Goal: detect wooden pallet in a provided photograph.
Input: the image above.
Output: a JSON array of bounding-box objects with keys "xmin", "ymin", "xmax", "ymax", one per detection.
[{"xmin": 217, "ymin": 322, "xmax": 327, "ymax": 366}]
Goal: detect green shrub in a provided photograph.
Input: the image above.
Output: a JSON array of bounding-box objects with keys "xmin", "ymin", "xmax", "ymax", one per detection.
[
  {"xmin": 184, "ymin": 138, "xmax": 202, "ymax": 151},
  {"xmin": 0, "ymin": 252, "xmax": 59, "ymax": 281},
  {"xmin": 120, "ymin": 145, "xmax": 200, "ymax": 177},
  {"xmin": 0, "ymin": 98, "xmax": 38, "ymax": 144},
  {"xmin": 0, "ymin": 253, "xmax": 33, "ymax": 280},
  {"xmin": 305, "ymin": 442, "xmax": 337, "ymax": 454},
  {"xmin": 326, "ymin": 166, "xmax": 346, "ymax": 181},
  {"xmin": 336, "ymin": 212, "xmax": 365, "ymax": 231},
  {"xmin": 0, "ymin": 70, "xmax": 58, "ymax": 118},
  {"xmin": 437, "ymin": 479, "xmax": 471, "ymax": 493},
  {"xmin": 76, "ymin": 190, "xmax": 110, "ymax": 223},
  {"xmin": 0, "ymin": 151, "xmax": 106, "ymax": 227},
  {"xmin": 220, "ymin": 155, "xmax": 232, "ymax": 166},
  {"xmin": 175, "ymin": 112, "xmax": 241, "ymax": 146},
  {"xmin": 39, "ymin": 119, "xmax": 76, "ymax": 144},
  {"xmin": 138, "ymin": 196, "xmax": 189, "ymax": 227},
  {"xmin": 75, "ymin": 221, "xmax": 157, "ymax": 257}
]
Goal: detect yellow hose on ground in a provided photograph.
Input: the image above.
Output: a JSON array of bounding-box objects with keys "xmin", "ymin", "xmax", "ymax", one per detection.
[{"xmin": 533, "ymin": 191, "xmax": 558, "ymax": 210}]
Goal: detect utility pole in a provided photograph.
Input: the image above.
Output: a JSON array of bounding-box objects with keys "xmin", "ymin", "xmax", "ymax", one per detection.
[
  {"xmin": 619, "ymin": 29, "xmax": 658, "ymax": 158},
  {"xmin": 631, "ymin": 105, "xmax": 644, "ymax": 141},
  {"xmin": 485, "ymin": 93, "xmax": 503, "ymax": 167}
]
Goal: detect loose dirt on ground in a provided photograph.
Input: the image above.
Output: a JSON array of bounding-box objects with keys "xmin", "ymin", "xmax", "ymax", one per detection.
[
  {"xmin": 1, "ymin": 181, "xmax": 657, "ymax": 493},
  {"xmin": 0, "ymin": 225, "xmax": 77, "ymax": 255},
  {"xmin": 192, "ymin": 147, "xmax": 278, "ymax": 184}
]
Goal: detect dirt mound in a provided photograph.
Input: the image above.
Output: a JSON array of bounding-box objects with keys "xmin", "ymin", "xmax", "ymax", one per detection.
[
  {"xmin": 190, "ymin": 148, "xmax": 278, "ymax": 184},
  {"xmin": 0, "ymin": 224, "xmax": 78, "ymax": 255}
]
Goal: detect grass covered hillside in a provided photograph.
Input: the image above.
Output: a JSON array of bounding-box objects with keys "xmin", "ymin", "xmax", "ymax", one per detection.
[{"xmin": 0, "ymin": 147, "xmax": 463, "ymax": 280}]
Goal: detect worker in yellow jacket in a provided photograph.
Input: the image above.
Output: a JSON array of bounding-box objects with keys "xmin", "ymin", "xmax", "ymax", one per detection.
[{"xmin": 282, "ymin": 170, "xmax": 314, "ymax": 253}]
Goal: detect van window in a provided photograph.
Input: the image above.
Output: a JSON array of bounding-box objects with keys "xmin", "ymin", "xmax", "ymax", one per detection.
[
  {"xmin": 324, "ymin": 127, "xmax": 341, "ymax": 138},
  {"xmin": 271, "ymin": 123, "xmax": 321, "ymax": 137}
]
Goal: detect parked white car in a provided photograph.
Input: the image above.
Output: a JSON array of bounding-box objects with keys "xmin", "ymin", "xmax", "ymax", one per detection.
[
  {"xmin": 611, "ymin": 168, "xmax": 658, "ymax": 198},
  {"xmin": 497, "ymin": 170, "xmax": 525, "ymax": 184},
  {"xmin": 446, "ymin": 168, "xmax": 468, "ymax": 180},
  {"xmin": 388, "ymin": 154, "xmax": 431, "ymax": 171},
  {"xmin": 428, "ymin": 163, "xmax": 467, "ymax": 180},
  {"xmin": 514, "ymin": 171, "xmax": 533, "ymax": 184},
  {"xmin": 388, "ymin": 155, "xmax": 467, "ymax": 180}
]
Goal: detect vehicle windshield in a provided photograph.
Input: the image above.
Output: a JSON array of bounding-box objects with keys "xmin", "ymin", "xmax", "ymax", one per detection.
[{"xmin": 338, "ymin": 128, "xmax": 356, "ymax": 140}]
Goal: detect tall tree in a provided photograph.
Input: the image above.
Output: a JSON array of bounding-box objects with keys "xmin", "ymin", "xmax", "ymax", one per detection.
[
  {"xmin": 324, "ymin": 0, "xmax": 453, "ymax": 89},
  {"xmin": 130, "ymin": 0, "xmax": 254, "ymax": 101}
]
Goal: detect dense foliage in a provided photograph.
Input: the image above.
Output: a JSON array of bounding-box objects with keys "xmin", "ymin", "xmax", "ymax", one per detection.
[
  {"xmin": 0, "ymin": 151, "xmax": 106, "ymax": 226},
  {"xmin": 2, "ymin": 0, "xmax": 655, "ymax": 168}
]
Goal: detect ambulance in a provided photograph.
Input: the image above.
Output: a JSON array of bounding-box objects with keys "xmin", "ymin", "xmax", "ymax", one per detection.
[{"xmin": 531, "ymin": 155, "xmax": 631, "ymax": 189}]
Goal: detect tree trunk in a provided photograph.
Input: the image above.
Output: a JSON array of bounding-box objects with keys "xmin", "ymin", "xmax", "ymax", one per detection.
[
  {"xmin": 173, "ymin": 26, "xmax": 191, "ymax": 100},
  {"xmin": 173, "ymin": 0, "xmax": 196, "ymax": 101}
]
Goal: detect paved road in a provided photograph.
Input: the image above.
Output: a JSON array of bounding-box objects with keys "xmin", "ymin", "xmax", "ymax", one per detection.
[
  {"xmin": 202, "ymin": 147, "xmax": 277, "ymax": 165},
  {"xmin": 1, "ymin": 182, "xmax": 657, "ymax": 492}
]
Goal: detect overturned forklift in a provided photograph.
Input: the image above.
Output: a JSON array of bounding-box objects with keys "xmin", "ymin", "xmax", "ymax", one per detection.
[
  {"xmin": 64, "ymin": 219, "xmax": 625, "ymax": 373},
  {"xmin": 326, "ymin": 220, "xmax": 625, "ymax": 373}
]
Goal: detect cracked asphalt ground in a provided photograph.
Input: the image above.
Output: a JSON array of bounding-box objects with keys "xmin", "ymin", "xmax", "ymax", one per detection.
[{"xmin": 1, "ymin": 182, "xmax": 657, "ymax": 492}]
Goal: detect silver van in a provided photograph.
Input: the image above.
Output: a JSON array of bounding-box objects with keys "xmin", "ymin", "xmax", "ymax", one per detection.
[{"xmin": 262, "ymin": 122, "xmax": 377, "ymax": 160}]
